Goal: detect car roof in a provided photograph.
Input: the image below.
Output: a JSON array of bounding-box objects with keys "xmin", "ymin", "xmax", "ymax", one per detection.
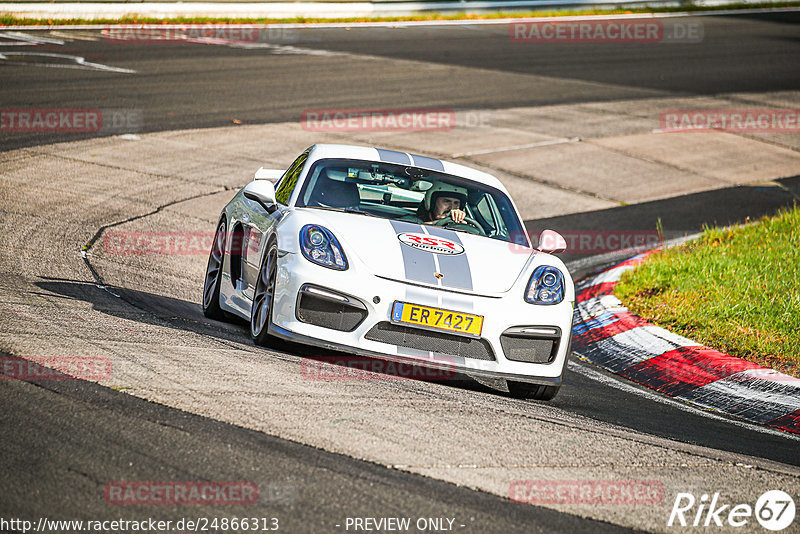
[{"xmin": 306, "ymin": 144, "xmax": 510, "ymax": 195}]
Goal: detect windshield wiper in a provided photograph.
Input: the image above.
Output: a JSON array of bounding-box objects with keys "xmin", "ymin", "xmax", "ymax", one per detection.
[
  {"xmin": 302, "ymin": 206, "xmax": 378, "ymax": 218},
  {"xmin": 434, "ymin": 225, "xmax": 483, "ymax": 237},
  {"xmin": 343, "ymin": 207, "xmax": 379, "ymax": 218}
]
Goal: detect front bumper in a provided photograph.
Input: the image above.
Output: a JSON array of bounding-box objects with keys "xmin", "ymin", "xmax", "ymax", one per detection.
[{"xmin": 270, "ymin": 250, "xmax": 574, "ymax": 385}]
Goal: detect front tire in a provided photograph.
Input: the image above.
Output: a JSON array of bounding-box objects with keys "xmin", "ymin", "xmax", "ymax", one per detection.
[
  {"xmin": 251, "ymin": 240, "xmax": 278, "ymax": 346},
  {"xmin": 203, "ymin": 218, "xmax": 227, "ymax": 320},
  {"xmin": 507, "ymin": 381, "xmax": 560, "ymax": 401}
]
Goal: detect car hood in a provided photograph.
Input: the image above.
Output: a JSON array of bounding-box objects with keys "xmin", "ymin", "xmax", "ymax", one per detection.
[{"xmin": 309, "ymin": 210, "xmax": 533, "ymax": 295}]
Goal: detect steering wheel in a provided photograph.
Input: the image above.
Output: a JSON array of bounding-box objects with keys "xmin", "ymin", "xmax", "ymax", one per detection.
[{"xmin": 433, "ymin": 215, "xmax": 484, "ymax": 235}]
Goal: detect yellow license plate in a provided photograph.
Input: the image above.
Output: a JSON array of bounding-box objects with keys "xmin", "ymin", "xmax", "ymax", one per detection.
[{"xmin": 391, "ymin": 301, "xmax": 483, "ymax": 337}]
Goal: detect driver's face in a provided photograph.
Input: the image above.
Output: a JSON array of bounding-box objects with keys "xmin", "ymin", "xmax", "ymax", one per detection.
[{"xmin": 433, "ymin": 196, "xmax": 461, "ymax": 219}]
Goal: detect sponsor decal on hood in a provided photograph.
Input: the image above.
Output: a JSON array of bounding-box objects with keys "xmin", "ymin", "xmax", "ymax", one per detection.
[
  {"xmin": 397, "ymin": 232, "xmax": 465, "ymax": 255},
  {"xmin": 298, "ymin": 210, "xmax": 530, "ymax": 294}
]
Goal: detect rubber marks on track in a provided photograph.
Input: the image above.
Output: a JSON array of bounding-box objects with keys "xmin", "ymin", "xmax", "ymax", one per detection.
[{"xmin": 572, "ymin": 253, "xmax": 800, "ymax": 434}]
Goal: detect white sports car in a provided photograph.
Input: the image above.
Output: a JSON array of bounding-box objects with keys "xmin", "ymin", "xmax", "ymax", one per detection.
[{"xmin": 202, "ymin": 144, "xmax": 574, "ymax": 399}]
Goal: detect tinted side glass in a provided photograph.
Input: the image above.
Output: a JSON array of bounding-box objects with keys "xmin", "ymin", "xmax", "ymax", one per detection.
[{"xmin": 275, "ymin": 153, "xmax": 308, "ymax": 205}]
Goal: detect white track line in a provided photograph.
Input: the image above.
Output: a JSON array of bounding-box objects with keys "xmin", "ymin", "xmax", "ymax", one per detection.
[
  {"xmin": 0, "ymin": 31, "xmax": 65, "ymax": 46},
  {"xmin": 0, "ymin": 52, "xmax": 136, "ymax": 73}
]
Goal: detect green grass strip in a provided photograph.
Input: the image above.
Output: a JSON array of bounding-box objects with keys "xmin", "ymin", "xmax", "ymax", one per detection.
[
  {"xmin": 616, "ymin": 205, "xmax": 800, "ymax": 377},
  {"xmin": 2, "ymin": 1, "xmax": 800, "ymax": 26}
]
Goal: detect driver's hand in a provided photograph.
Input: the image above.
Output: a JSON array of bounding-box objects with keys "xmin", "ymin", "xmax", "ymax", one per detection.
[{"xmin": 448, "ymin": 209, "xmax": 466, "ymax": 223}]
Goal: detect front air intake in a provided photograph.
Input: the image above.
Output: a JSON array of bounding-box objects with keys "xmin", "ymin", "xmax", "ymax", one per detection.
[
  {"xmin": 500, "ymin": 326, "xmax": 561, "ymax": 364},
  {"xmin": 296, "ymin": 285, "xmax": 367, "ymax": 332},
  {"xmin": 365, "ymin": 322, "xmax": 495, "ymax": 361}
]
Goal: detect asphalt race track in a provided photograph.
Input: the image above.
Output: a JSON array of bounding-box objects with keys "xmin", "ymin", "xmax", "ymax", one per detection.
[
  {"xmin": 1, "ymin": 11, "xmax": 800, "ymax": 533},
  {"xmin": 2, "ymin": 11, "xmax": 800, "ymax": 150}
]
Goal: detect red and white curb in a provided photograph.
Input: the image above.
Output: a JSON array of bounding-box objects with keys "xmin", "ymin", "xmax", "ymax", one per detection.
[{"xmin": 572, "ymin": 252, "xmax": 800, "ymax": 434}]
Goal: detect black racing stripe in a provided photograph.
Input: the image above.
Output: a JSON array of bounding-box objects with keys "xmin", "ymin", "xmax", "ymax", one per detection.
[
  {"xmin": 390, "ymin": 220, "xmax": 438, "ymax": 286},
  {"xmin": 377, "ymin": 149, "xmax": 411, "ymax": 165},
  {"xmin": 410, "ymin": 154, "xmax": 445, "ymax": 171},
  {"xmin": 425, "ymin": 226, "xmax": 473, "ymax": 291}
]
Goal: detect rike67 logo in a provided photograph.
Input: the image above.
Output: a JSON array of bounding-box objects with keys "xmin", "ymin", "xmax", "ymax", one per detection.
[{"xmin": 668, "ymin": 490, "xmax": 795, "ymax": 531}]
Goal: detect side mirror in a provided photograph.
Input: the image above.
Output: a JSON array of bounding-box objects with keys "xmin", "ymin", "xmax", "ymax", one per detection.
[
  {"xmin": 243, "ymin": 180, "xmax": 277, "ymax": 213},
  {"xmin": 254, "ymin": 167, "xmax": 284, "ymax": 181},
  {"xmin": 536, "ymin": 230, "xmax": 567, "ymax": 254}
]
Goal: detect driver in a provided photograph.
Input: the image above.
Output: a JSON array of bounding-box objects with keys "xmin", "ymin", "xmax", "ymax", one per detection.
[{"xmin": 416, "ymin": 182, "xmax": 468, "ymax": 224}]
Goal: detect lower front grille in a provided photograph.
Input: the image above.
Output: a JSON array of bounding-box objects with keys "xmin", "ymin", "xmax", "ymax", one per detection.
[
  {"xmin": 296, "ymin": 288, "xmax": 367, "ymax": 332},
  {"xmin": 364, "ymin": 322, "xmax": 495, "ymax": 361},
  {"xmin": 500, "ymin": 333, "xmax": 559, "ymax": 364}
]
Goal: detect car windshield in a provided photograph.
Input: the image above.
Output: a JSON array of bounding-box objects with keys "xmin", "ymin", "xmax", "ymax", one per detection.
[{"xmin": 295, "ymin": 158, "xmax": 529, "ymax": 246}]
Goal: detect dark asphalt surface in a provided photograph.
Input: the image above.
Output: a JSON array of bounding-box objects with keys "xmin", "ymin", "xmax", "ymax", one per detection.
[
  {"xmin": 0, "ymin": 361, "xmax": 636, "ymax": 533},
  {"xmin": 2, "ymin": 12, "xmax": 799, "ymax": 151},
  {"xmin": 527, "ymin": 175, "xmax": 800, "ymax": 265},
  {"xmin": 1, "ymin": 11, "xmax": 799, "ymax": 532}
]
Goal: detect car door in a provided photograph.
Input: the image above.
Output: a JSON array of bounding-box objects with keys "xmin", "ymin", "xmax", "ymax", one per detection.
[{"xmin": 241, "ymin": 151, "xmax": 308, "ymax": 298}]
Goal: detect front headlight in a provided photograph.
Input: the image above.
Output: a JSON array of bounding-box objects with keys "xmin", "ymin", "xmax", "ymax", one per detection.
[
  {"xmin": 300, "ymin": 225, "xmax": 348, "ymax": 270},
  {"xmin": 525, "ymin": 265, "xmax": 565, "ymax": 305}
]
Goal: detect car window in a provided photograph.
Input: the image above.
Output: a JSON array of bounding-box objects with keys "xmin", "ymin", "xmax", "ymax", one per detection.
[
  {"xmin": 475, "ymin": 194, "xmax": 500, "ymax": 235},
  {"xmin": 274, "ymin": 152, "xmax": 308, "ymax": 205},
  {"xmin": 475, "ymin": 195, "xmax": 495, "ymax": 229},
  {"xmin": 295, "ymin": 158, "xmax": 529, "ymax": 246}
]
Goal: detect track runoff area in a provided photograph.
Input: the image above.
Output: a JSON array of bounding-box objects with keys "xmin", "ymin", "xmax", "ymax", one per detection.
[{"xmin": 1, "ymin": 9, "xmax": 799, "ymax": 534}]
